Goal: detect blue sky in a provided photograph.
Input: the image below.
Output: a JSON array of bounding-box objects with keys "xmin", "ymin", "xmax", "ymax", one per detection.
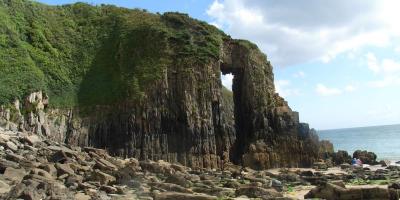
[{"xmin": 36, "ymin": 0, "xmax": 400, "ymax": 130}]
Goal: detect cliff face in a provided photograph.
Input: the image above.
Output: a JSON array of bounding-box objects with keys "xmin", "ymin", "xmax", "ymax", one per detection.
[{"xmin": 0, "ymin": 0, "xmax": 325, "ymax": 169}]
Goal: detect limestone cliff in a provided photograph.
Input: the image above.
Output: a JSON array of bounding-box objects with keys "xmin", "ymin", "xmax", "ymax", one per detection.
[{"xmin": 0, "ymin": 0, "xmax": 327, "ymax": 169}]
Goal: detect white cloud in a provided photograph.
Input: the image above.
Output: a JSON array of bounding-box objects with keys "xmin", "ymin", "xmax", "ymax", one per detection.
[
  {"xmin": 395, "ymin": 46, "xmax": 400, "ymax": 54},
  {"xmin": 275, "ymin": 80, "xmax": 300, "ymax": 97},
  {"xmin": 207, "ymin": 0, "xmax": 400, "ymax": 67},
  {"xmin": 381, "ymin": 59, "xmax": 400, "ymax": 73},
  {"xmin": 366, "ymin": 52, "xmax": 380, "ymax": 73},
  {"xmin": 293, "ymin": 71, "xmax": 305, "ymax": 78},
  {"xmin": 366, "ymin": 52, "xmax": 400, "ymax": 87},
  {"xmin": 316, "ymin": 84, "xmax": 342, "ymax": 96},
  {"xmin": 344, "ymin": 85, "xmax": 357, "ymax": 92},
  {"xmin": 221, "ymin": 73, "xmax": 233, "ymax": 90},
  {"xmin": 368, "ymin": 76, "xmax": 400, "ymax": 88}
]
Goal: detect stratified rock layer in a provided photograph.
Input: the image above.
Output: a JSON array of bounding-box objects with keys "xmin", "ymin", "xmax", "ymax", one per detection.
[
  {"xmin": 0, "ymin": 39, "xmax": 322, "ymax": 170},
  {"xmin": 0, "ymin": 2, "xmax": 326, "ymax": 170}
]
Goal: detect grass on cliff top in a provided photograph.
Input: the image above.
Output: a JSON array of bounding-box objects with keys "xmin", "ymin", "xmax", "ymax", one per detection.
[{"xmin": 0, "ymin": 0, "xmax": 228, "ymax": 108}]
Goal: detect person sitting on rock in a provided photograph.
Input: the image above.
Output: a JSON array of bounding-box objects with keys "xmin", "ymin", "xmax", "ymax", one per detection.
[{"xmin": 351, "ymin": 158, "xmax": 357, "ymax": 165}]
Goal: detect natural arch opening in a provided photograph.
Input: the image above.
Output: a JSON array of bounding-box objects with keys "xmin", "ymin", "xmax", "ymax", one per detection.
[{"xmin": 219, "ymin": 63, "xmax": 247, "ymax": 165}]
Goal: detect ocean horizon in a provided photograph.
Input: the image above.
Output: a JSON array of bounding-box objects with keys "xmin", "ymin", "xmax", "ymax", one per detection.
[{"xmin": 318, "ymin": 124, "xmax": 400, "ymax": 162}]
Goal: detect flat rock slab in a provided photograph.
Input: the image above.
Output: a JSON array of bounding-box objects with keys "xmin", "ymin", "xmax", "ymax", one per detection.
[
  {"xmin": 5, "ymin": 141, "xmax": 18, "ymax": 152},
  {"xmin": 0, "ymin": 180, "xmax": 10, "ymax": 194},
  {"xmin": 0, "ymin": 158, "xmax": 19, "ymax": 171},
  {"xmin": 3, "ymin": 167, "xmax": 26, "ymax": 183},
  {"xmin": 46, "ymin": 145, "xmax": 76, "ymax": 154},
  {"xmin": 154, "ymin": 192, "xmax": 218, "ymax": 200},
  {"xmin": 74, "ymin": 193, "xmax": 91, "ymax": 200}
]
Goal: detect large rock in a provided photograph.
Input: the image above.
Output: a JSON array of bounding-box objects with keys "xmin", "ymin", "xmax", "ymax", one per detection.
[
  {"xmin": 165, "ymin": 173, "xmax": 193, "ymax": 188},
  {"xmin": 90, "ymin": 170, "xmax": 116, "ymax": 185},
  {"xmin": 333, "ymin": 150, "xmax": 352, "ymax": 165},
  {"xmin": 0, "ymin": 180, "xmax": 10, "ymax": 194},
  {"xmin": 235, "ymin": 185, "xmax": 283, "ymax": 200},
  {"xmin": 0, "ymin": 158, "xmax": 19, "ymax": 172},
  {"xmin": 305, "ymin": 182, "xmax": 391, "ymax": 200},
  {"xmin": 353, "ymin": 150, "xmax": 378, "ymax": 165},
  {"xmin": 3, "ymin": 167, "xmax": 26, "ymax": 183}
]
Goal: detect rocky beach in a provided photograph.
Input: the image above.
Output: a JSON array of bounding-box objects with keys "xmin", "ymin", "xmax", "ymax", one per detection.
[{"xmin": 2, "ymin": 127, "xmax": 400, "ymax": 200}]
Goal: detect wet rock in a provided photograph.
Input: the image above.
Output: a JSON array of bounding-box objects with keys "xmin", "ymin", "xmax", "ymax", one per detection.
[{"xmin": 271, "ymin": 179, "xmax": 282, "ymax": 188}]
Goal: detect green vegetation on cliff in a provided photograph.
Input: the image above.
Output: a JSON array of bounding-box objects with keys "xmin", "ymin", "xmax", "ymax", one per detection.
[{"xmin": 0, "ymin": 0, "xmax": 227, "ymax": 107}]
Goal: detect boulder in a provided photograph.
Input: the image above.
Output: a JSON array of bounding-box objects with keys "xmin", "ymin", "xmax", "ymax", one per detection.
[
  {"xmin": 90, "ymin": 170, "xmax": 116, "ymax": 185},
  {"xmin": 3, "ymin": 167, "xmax": 26, "ymax": 183},
  {"xmin": 22, "ymin": 134, "xmax": 41, "ymax": 146},
  {"xmin": 30, "ymin": 168, "xmax": 55, "ymax": 180},
  {"xmin": 55, "ymin": 163, "xmax": 75, "ymax": 176},
  {"xmin": 353, "ymin": 150, "xmax": 378, "ymax": 165},
  {"xmin": 5, "ymin": 152, "xmax": 25, "ymax": 163},
  {"xmin": 74, "ymin": 193, "xmax": 91, "ymax": 200},
  {"xmin": 333, "ymin": 150, "xmax": 352, "ymax": 165},
  {"xmin": 5, "ymin": 141, "xmax": 18, "ymax": 152},
  {"xmin": 99, "ymin": 185, "xmax": 118, "ymax": 194},
  {"xmin": 165, "ymin": 173, "xmax": 192, "ymax": 188},
  {"xmin": 305, "ymin": 182, "xmax": 391, "ymax": 200},
  {"xmin": 0, "ymin": 180, "xmax": 10, "ymax": 194},
  {"xmin": 0, "ymin": 158, "xmax": 19, "ymax": 172},
  {"xmin": 380, "ymin": 160, "xmax": 391, "ymax": 167},
  {"xmin": 140, "ymin": 160, "xmax": 174, "ymax": 175},
  {"xmin": 40, "ymin": 163, "xmax": 58, "ymax": 177}
]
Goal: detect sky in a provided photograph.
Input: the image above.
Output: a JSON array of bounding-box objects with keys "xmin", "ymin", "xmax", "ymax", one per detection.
[{"xmin": 36, "ymin": 0, "xmax": 400, "ymax": 130}]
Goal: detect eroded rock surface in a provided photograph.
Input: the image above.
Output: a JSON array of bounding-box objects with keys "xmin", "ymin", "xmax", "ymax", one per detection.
[{"xmin": 0, "ymin": 3, "xmax": 328, "ymax": 170}]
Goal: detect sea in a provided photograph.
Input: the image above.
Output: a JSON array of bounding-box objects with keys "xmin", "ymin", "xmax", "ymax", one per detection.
[{"xmin": 317, "ymin": 124, "xmax": 400, "ymax": 162}]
